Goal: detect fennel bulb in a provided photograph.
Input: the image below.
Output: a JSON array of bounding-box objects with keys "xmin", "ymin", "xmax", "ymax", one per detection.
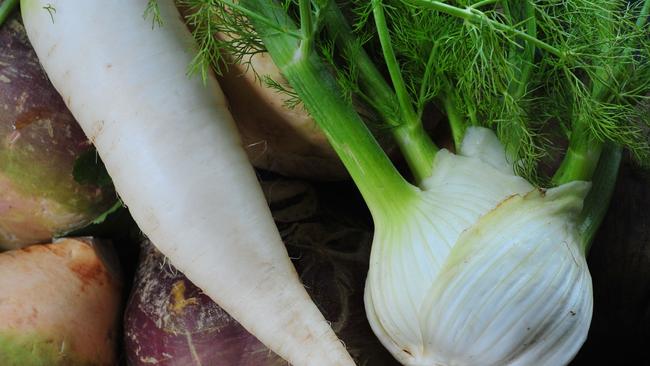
[{"xmin": 365, "ymin": 128, "xmax": 593, "ymax": 366}]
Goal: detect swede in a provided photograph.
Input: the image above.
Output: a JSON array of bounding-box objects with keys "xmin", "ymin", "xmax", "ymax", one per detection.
[
  {"xmin": 0, "ymin": 237, "xmax": 122, "ymax": 365},
  {"xmin": 0, "ymin": 13, "xmax": 114, "ymax": 249}
]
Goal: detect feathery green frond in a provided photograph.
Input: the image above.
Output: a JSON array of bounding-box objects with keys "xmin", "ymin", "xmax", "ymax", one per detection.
[{"xmin": 144, "ymin": 0, "xmax": 163, "ymax": 27}]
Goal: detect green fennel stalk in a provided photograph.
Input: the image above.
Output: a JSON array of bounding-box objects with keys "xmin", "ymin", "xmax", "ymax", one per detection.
[
  {"xmin": 322, "ymin": 4, "xmax": 438, "ymax": 183},
  {"xmin": 238, "ymin": 0, "xmax": 418, "ymax": 217}
]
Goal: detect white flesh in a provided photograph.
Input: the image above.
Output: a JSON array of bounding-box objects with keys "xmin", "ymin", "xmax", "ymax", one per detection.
[{"xmin": 21, "ymin": 1, "xmax": 354, "ymax": 365}]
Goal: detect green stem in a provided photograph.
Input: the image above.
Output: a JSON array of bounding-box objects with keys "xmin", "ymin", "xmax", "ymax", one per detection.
[
  {"xmin": 371, "ymin": 0, "xmax": 419, "ymax": 128},
  {"xmin": 323, "ymin": 7, "xmax": 400, "ymax": 127},
  {"xmin": 298, "ymin": 0, "xmax": 313, "ymax": 56},
  {"xmin": 442, "ymin": 91, "xmax": 467, "ymax": 149},
  {"xmin": 495, "ymin": 1, "xmax": 536, "ymax": 161},
  {"xmin": 589, "ymin": 2, "xmax": 618, "ymax": 102},
  {"xmin": 323, "ymin": 4, "xmax": 437, "ymax": 183},
  {"xmin": 406, "ymin": 0, "xmax": 564, "ymax": 59},
  {"xmin": 552, "ymin": 100, "xmax": 603, "ymax": 185},
  {"xmin": 463, "ymin": 92, "xmax": 479, "ymax": 126},
  {"xmin": 242, "ymin": 0, "xmax": 416, "ymax": 215},
  {"xmin": 638, "ymin": 0, "xmax": 650, "ymax": 28},
  {"xmin": 393, "ymin": 123, "xmax": 439, "ymax": 181},
  {"xmin": 578, "ymin": 144, "xmax": 622, "ymax": 253},
  {"xmin": 504, "ymin": 0, "xmax": 536, "ymax": 99},
  {"xmin": 551, "ymin": 138, "xmax": 603, "ymax": 185},
  {"xmin": 417, "ymin": 42, "xmax": 438, "ymax": 117},
  {"xmin": 554, "ymin": 1, "xmax": 648, "ymax": 185},
  {"xmin": 0, "ymin": 0, "xmax": 19, "ymax": 27},
  {"xmin": 575, "ymin": 2, "xmax": 647, "ymax": 251}
]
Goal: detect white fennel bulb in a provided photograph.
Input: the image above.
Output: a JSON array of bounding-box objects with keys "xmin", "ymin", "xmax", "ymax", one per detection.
[{"xmin": 365, "ymin": 127, "xmax": 593, "ymax": 366}]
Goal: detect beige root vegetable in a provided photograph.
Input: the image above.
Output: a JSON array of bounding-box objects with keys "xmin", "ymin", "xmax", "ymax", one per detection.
[
  {"xmin": 218, "ymin": 53, "xmax": 348, "ymax": 180},
  {"xmin": 0, "ymin": 237, "xmax": 122, "ymax": 365}
]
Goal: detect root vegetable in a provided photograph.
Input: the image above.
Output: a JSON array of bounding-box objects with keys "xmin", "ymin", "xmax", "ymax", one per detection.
[
  {"xmin": 0, "ymin": 13, "xmax": 114, "ymax": 249},
  {"xmin": 217, "ymin": 53, "xmax": 347, "ymax": 180},
  {"xmin": 0, "ymin": 237, "xmax": 122, "ymax": 365}
]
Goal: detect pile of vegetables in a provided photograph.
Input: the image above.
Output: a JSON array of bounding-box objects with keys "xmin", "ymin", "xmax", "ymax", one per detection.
[{"xmin": 1, "ymin": 0, "xmax": 650, "ymax": 365}]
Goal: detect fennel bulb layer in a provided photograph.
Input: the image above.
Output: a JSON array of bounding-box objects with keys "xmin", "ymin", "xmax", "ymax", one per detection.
[{"xmin": 365, "ymin": 128, "xmax": 593, "ymax": 366}]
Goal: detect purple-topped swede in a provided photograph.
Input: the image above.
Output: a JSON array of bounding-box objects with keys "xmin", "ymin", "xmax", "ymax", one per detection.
[{"xmin": 0, "ymin": 14, "xmax": 114, "ymax": 249}]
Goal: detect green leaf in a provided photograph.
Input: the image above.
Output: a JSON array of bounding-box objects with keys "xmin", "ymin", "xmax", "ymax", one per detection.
[
  {"xmin": 91, "ymin": 199, "xmax": 124, "ymax": 225},
  {"xmin": 144, "ymin": 0, "xmax": 163, "ymax": 28},
  {"xmin": 57, "ymin": 199, "xmax": 128, "ymax": 238}
]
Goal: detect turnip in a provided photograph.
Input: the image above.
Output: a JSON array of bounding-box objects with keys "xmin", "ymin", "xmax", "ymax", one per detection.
[
  {"xmin": 124, "ymin": 178, "xmax": 394, "ymax": 365},
  {"xmin": 20, "ymin": 1, "xmax": 353, "ymax": 364},
  {"xmin": 0, "ymin": 237, "xmax": 122, "ymax": 365},
  {"xmin": 125, "ymin": 234, "xmax": 393, "ymax": 366},
  {"xmin": 0, "ymin": 12, "xmax": 114, "ymax": 249}
]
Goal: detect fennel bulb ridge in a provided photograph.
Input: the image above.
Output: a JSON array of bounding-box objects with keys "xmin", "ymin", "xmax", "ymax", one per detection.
[{"xmin": 365, "ymin": 127, "xmax": 593, "ymax": 366}]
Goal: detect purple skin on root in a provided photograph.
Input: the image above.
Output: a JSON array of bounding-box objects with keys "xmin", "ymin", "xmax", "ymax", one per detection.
[
  {"xmin": 125, "ymin": 241, "xmax": 275, "ymax": 365},
  {"xmin": 0, "ymin": 13, "xmax": 114, "ymax": 248},
  {"xmin": 125, "ymin": 239, "xmax": 397, "ymax": 366}
]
